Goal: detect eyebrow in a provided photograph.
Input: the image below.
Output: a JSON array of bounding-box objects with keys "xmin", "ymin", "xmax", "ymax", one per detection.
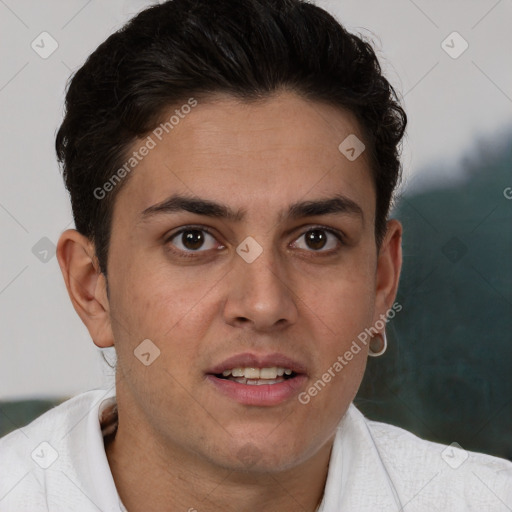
[{"xmin": 139, "ymin": 193, "xmax": 364, "ymax": 224}]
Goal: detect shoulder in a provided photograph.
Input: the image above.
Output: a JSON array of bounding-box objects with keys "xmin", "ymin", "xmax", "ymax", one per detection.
[
  {"xmin": 0, "ymin": 388, "xmax": 110, "ymax": 453},
  {"xmin": 359, "ymin": 409, "xmax": 512, "ymax": 508},
  {"xmin": 0, "ymin": 388, "xmax": 115, "ymax": 511},
  {"xmin": 365, "ymin": 413, "xmax": 512, "ymax": 472}
]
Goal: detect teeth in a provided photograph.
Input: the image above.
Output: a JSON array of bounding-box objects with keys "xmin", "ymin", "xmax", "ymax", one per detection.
[
  {"xmin": 245, "ymin": 378, "xmax": 283, "ymax": 385},
  {"xmin": 231, "ymin": 377, "xmax": 285, "ymax": 385},
  {"xmin": 244, "ymin": 367, "xmax": 260, "ymax": 379},
  {"xmin": 220, "ymin": 367, "xmax": 294, "ymax": 379},
  {"xmin": 260, "ymin": 367, "xmax": 279, "ymax": 379}
]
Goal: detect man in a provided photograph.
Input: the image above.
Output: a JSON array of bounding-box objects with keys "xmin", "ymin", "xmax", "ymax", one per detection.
[{"xmin": 1, "ymin": 0, "xmax": 510, "ymax": 510}]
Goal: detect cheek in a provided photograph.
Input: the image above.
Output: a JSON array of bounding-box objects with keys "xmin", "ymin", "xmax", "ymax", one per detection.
[
  {"xmin": 296, "ymin": 260, "xmax": 374, "ymax": 401},
  {"xmin": 109, "ymin": 256, "xmax": 220, "ymax": 360},
  {"xmin": 299, "ymin": 259, "xmax": 376, "ymax": 338}
]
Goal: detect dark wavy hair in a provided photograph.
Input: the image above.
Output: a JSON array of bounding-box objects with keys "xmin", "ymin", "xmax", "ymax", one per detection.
[{"xmin": 55, "ymin": 0, "xmax": 407, "ymax": 276}]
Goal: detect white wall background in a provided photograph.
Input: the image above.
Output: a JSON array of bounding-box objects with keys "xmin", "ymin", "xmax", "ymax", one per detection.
[{"xmin": 1, "ymin": 0, "xmax": 511, "ymax": 399}]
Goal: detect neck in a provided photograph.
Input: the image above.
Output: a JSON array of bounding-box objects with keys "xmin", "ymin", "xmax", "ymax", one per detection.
[{"xmin": 105, "ymin": 415, "xmax": 333, "ymax": 512}]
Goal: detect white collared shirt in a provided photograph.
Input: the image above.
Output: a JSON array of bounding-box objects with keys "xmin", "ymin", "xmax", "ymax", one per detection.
[{"xmin": 1, "ymin": 387, "xmax": 511, "ymax": 511}]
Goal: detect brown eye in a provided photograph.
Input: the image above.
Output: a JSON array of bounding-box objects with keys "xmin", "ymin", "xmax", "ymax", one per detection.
[
  {"xmin": 167, "ymin": 228, "xmax": 220, "ymax": 253},
  {"xmin": 292, "ymin": 228, "xmax": 342, "ymax": 252},
  {"xmin": 305, "ymin": 229, "xmax": 328, "ymax": 250},
  {"xmin": 181, "ymin": 230, "xmax": 206, "ymax": 250}
]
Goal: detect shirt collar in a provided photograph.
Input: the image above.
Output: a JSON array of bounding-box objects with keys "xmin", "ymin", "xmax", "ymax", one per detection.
[{"xmin": 318, "ymin": 403, "xmax": 405, "ymax": 511}]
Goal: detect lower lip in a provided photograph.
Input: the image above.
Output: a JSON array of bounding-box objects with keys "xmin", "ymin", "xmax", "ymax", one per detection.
[{"xmin": 206, "ymin": 374, "xmax": 308, "ymax": 406}]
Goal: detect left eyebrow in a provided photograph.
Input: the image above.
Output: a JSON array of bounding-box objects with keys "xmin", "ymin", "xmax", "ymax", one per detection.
[
  {"xmin": 138, "ymin": 193, "xmax": 364, "ymax": 224},
  {"xmin": 286, "ymin": 195, "xmax": 364, "ymax": 223}
]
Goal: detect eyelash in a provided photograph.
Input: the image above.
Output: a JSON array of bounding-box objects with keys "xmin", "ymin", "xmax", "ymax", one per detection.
[{"xmin": 164, "ymin": 224, "xmax": 345, "ymax": 259}]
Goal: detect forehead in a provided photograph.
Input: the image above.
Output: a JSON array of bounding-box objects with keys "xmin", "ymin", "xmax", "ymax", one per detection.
[{"xmin": 112, "ymin": 91, "xmax": 375, "ymax": 224}]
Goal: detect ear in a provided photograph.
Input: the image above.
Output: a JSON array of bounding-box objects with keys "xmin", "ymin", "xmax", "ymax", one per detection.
[
  {"xmin": 56, "ymin": 229, "xmax": 114, "ymax": 348},
  {"xmin": 373, "ymin": 219, "xmax": 402, "ymax": 321}
]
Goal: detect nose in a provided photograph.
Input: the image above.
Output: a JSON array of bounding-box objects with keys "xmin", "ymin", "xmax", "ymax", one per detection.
[{"xmin": 222, "ymin": 243, "xmax": 299, "ymax": 332}]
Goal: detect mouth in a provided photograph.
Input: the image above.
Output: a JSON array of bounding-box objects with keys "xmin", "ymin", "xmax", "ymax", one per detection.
[{"xmin": 205, "ymin": 353, "xmax": 308, "ymax": 406}]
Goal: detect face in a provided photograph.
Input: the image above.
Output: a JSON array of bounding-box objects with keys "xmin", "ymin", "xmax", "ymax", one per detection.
[{"xmin": 59, "ymin": 90, "xmax": 402, "ymax": 474}]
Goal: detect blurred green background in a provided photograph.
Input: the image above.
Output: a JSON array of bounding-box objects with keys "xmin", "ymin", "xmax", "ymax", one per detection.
[
  {"xmin": 356, "ymin": 132, "xmax": 512, "ymax": 461},
  {"xmin": 1, "ymin": 133, "xmax": 511, "ymax": 461}
]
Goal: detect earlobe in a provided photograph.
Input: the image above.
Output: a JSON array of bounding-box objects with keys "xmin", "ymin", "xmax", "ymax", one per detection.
[
  {"xmin": 374, "ymin": 219, "xmax": 403, "ymax": 317},
  {"xmin": 56, "ymin": 229, "xmax": 114, "ymax": 348}
]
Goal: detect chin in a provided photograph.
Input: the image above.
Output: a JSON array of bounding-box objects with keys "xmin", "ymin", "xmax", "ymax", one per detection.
[{"xmin": 213, "ymin": 438, "xmax": 310, "ymax": 475}]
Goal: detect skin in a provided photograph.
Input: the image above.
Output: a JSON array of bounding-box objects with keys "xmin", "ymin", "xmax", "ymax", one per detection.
[{"xmin": 57, "ymin": 90, "xmax": 402, "ymax": 512}]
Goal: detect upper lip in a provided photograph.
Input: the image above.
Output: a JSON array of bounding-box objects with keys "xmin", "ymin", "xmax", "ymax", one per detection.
[{"xmin": 207, "ymin": 352, "xmax": 308, "ymax": 375}]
